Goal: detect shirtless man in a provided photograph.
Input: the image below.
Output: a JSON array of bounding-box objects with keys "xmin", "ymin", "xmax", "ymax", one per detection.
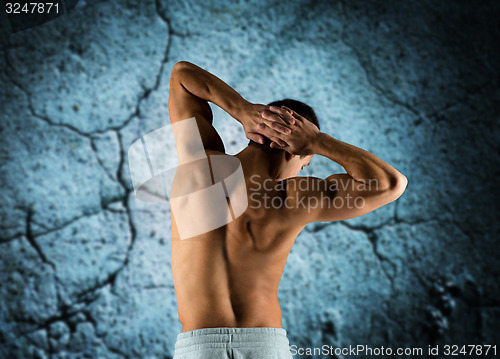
[{"xmin": 168, "ymin": 61, "xmax": 407, "ymax": 359}]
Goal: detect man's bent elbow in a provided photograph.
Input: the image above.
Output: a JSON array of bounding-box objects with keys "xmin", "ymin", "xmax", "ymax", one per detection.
[
  {"xmin": 172, "ymin": 61, "xmax": 193, "ymax": 72},
  {"xmin": 388, "ymin": 173, "xmax": 408, "ymax": 200},
  {"xmin": 170, "ymin": 61, "xmax": 193, "ymax": 81}
]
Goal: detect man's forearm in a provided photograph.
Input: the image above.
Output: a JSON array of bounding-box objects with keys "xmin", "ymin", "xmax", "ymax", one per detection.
[
  {"xmin": 313, "ymin": 132, "xmax": 407, "ymax": 190},
  {"xmin": 171, "ymin": 61, "xmax": 249, "ymax": 121}
]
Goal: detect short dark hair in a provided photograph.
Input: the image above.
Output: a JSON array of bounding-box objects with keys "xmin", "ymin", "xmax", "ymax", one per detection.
[
  {"xmin": 268, "ymin": 99, "xmax": 320, "ymax": 129},
  {"xmin": 248, "ymin": 99, "xmax": 319, "ymax": 157}
]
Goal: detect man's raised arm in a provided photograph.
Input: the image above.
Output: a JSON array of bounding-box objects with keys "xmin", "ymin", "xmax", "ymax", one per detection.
[
  {"xmin": 313, "ymin": 132, "xmax": 407, "ymax": 193},
  {"xmin": 264, "ymin": 106, "xmax": 408, "ymax": 222},
  {"xmin": 168, "ymin": 61, "xmax": 291, "ymax": 151}
]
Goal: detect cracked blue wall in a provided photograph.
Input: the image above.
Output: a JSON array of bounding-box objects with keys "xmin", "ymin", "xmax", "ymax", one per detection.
[{"xmin": 0, "ymin": 0, "xmax": 499, "ymax": 358}]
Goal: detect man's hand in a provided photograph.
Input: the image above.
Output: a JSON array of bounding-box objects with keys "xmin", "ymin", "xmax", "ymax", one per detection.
[
  {"xmin": 169, "ymin": 61, "xmax": 293, "ymax": 150},
  {"xmin": 262, "ymin": 105, "xmax": 320, "ymax": 156},
  {"xmin": 238, "ymin": 102, "xmax": 293, "ymax": 145}
]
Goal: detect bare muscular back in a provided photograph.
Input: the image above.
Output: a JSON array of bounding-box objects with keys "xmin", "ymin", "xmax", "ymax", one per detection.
[
  {"xmin": 167, "ymin": 61, "xmax": 407, "ymax": 333},
  {"xmin": 170, "ymin": 150, "xmax": 304, "ymax": 332}
]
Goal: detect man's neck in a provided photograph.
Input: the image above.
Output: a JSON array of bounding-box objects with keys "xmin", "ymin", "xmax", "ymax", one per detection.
[{"xmin": 238, "ymin": 143, "xmax": 285, "ymax": 180}]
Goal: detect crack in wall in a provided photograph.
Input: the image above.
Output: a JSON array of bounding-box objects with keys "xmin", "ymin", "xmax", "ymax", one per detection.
[
  {"xmin": 2, "ymin": 16, "xmax": 170, "ymax": 139},
  {"xmin": 338, "ymin": 0, "xmax": 429, "ymax": 125},
  {"xmin": 1, "ymin": 8, "xmax": 174, "ymax": 353},
  {"xmin": 338, "ymin": 221, "xmax": 395, "ymax": 288},
  {"xmin": 2, "ymin": 207, "xmax": 103, "ymax": 242},
  {"xmin": 337, "ymin": 0, "xmax": 495, "ymax": 138},
  {"xmin": 65, "ymin": 0, "xmax": 179, "ymax": 300},
  {"xmin": 110, "ymin": 131, "xmax": 137, "ymax": 292},
  {"xmin": 1, "ymin": 1, "xmax": 497, "ymax": 356},
  {"xmin": 24, "ymin": 207, "xmax": 55, "ymax": 269},
  {"xmin": 89, "ymin": 135, "xmax": 121, "ymax": 184}
]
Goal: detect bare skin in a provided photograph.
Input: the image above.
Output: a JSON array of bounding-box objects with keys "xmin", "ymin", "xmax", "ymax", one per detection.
[{"xmin": 168, "ymin": 61, "xmax": 408, "ymax": 332}]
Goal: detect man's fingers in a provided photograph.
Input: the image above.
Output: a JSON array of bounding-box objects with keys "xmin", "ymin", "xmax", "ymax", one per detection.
[
  {"xmin": 269, "ymin": 121, "xmax": 291, "ymax": 134},
  {"xmin": 280, "ymin": 111, "xmax": 296, "ymax": 125},
  {"xmin": 261, "ymin": 111, "xmax": 291, "ymax": 134},
  {"xmin": 247, "ymin": 132, "xmax": 264, "ymax": 144},
  {"xmin": 248, "ymin": 131, "xmax": 285, "ymax": 147},
  {"xmin": 263, "ymin": 108, "xmax": 286, "ymax": 121},
  {"xmin": 257, "ymin": 124, "xmax": 288, "ymax": 147},
  {"xmin": 271, "ymin": 105, "xmax": 296, "ymax": 125},
  {"xmin": 280, "ymin": 105, "xmax": 305, "ymax": 123},
  {"xmin": 261, "ymin": 112, "xmax": 291, "ymax": 134},
  {"xmin": 268, "ymin": 105, "xmax": 288, "ymax": 116},
  {"xmin": 270, "ymin": 136, "xmax": 288, "ymax": 147},
  {"xmin": 264, "ymin": 108, "xmax": 295, "ymax": 126},
  {"xmin": 281, "ymin": 105, "xmax": 293, "ymax": 114},
  {"xmin": 257, "ymin": 123, "xmax": 287, "ymax": 139}
]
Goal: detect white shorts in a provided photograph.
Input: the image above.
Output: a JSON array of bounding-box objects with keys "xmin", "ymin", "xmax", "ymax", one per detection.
[{"xmin": 173, "ymin": 327, "xmax": 293, "ymax": 359}]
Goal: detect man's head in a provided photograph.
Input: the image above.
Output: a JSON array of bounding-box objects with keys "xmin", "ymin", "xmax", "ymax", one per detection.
[{"xmin": 248, "ymin": 99, "xmax": 320, "ymax": 179}]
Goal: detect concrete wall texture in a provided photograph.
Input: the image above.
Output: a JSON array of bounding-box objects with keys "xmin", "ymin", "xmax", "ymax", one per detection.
[{"xmin": 1, "ymin": 0, "xmax": 499, "ymax": 358}]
